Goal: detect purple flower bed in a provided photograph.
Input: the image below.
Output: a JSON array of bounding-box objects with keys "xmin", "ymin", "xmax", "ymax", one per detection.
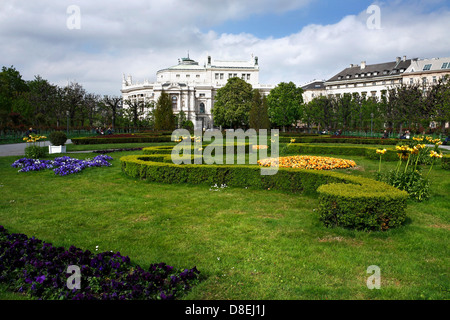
[
  {"xmin": 0, "ymin": 225, "xmax": 201, "ymax": 300},
  {"xmin": 11, "ymin": 155, "xmax": 114, "ymax": 176}
]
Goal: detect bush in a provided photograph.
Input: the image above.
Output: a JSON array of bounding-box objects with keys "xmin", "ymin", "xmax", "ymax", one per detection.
[
  {"xmin": 441, "ymin": 154, "xmax": 450, "ymax": 170},
  {"xmin": 49, "ymin": 131, "xmax": 67, "ymax": 146},
  {"xmin": 279, "ymin": 136, "xmax": 400, "ymax": 145},
  {"xmin": 24, "ymin": 145, "xmax": 47, "ymax": 159},
  {"xmin": 120, "ymin": 153, "xmax": 408, "ymax": 231},
  {"xmin": 71, "ymin": 135, "xmax": 171, "ymax": 145}
]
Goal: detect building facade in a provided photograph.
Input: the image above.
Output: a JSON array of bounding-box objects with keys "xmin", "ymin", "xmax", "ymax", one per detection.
[
  {"xmin": 324, "ymin": 56, "xmax": 412, "ymax": 100},
  {"xmin": 121, "ymin": 55, "xmax": 274, "ymax": 130},
  {"xmin": 402, "ymin": 56, "xmax": 450, "ymax": 87}
]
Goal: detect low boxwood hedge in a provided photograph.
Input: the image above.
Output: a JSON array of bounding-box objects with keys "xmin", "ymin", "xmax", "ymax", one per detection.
[
  {"xmin": 442, "ymin": 154, "xmax": 450, "ymax": 170},
  {"xmin": 283, "ymin": 143, "xmax": 399, "ymax": 161},
  {"xmin": 120, "ymin": 153, "xmax": 408, "ymax": 232},
  {"xmin": 279, "ymin": 136, "xmax": 400, "ymax": 145},
  {"xmin": 72, "ymin": 136, "xmax": 172, "ymax": 145}
]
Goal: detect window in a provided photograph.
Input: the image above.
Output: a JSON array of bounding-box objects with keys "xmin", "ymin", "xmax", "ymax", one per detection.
[
  {"xmin": 171, "ymin": 95, "xmax": 177, "ymax": 109},
  {"xmin": 176, "ymin": 74, "xmax": 180, "ymax": 78},
  {"xmin": 373, "ymin": 72, "xmax": 378, "ymax": 76},
  {"xmin": 199, "ymin": 103, "xmax": 205, "ymax": 114},
  {"xmin": 422, "ymin": 77, "xmax": 427, "ymax": 84},
  {"xmin": 442, "ymin": 62, "xmax": 449, "ymax": 69},
  {"xmin": 228, "ymin": 73, "xmax": 232, "ymax": 79},
  {"xmin": 433, "ymin": 76, "xmax": 437, "ymax": 84},
  {"xmin": 199, "ymin": 93, "xmax": 205, "ymax": 97},
  {"xmin": 220, "ymin": 73, "xmax": 224, "ymax": 80},
  {"xmin": 423, "ymin": 64, "xmax": 432, "ymax": 71},
  {"xmin": 241, "ymin": 74, "xmax": 246, "ymax": 80},
  {"xmin": 247, "ymin": 74, "xmax": 250, "ymax": 80},
  {"xmin": 196, "ymin": 74, "xmax": 200, "ymax": 78},
  {"xmin": 355, "ymin": 74, "xmax": 359, "ymax": 78},
  {"xmin": 410, "ymin": 78, "xmax": 413, "ymax": 84},
  {"xmin": 186, "ymin": 74, "xmax": 190, "ymax": 78},
  {"xmin": 215, "ymin": 73, "xmax": 219, "ymax": 80}
]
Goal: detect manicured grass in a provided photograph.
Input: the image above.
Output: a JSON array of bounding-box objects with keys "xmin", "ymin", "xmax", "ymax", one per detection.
[{"xmin": 0, "ymin": 146, "xmax": 449, "ymax": 300}]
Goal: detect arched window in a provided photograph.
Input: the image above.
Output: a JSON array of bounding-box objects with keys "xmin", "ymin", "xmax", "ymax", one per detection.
[
  {"xmin": 199, "ymin": 102, "xmax": 205, "ymax": 114},
  {"xmin": 171, "ymin": 95, "xmax": 178, "ymax": 109}
]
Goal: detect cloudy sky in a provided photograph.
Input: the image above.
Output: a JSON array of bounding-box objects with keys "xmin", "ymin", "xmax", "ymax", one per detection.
[{"xmin": 1, "ymin": 0, "xmax": 449, "ymax": 96}]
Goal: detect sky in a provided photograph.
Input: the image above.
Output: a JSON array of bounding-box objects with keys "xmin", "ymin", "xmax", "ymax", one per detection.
[{"xmin": 1, "ymin": 0, "xmax": 450, "ymax": 96}]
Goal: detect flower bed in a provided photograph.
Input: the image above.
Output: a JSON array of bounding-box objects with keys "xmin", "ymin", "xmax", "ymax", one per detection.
[
  {"xmin": 0, "ymin": 225, "xmax": 200, "ymax": 300},
  {"xmin": 257, "ymin": 156, "xmax": 356, "ymax": 170},
  {"xmin": 11, "ymin": 155, "xmax": 113, "ymax": 176}
]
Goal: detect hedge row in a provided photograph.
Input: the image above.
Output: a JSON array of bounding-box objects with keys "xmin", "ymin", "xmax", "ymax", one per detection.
[
  {"xmin": 71, "ymin": 136, "xmax": 172, "ymax": 145},
  {"xmin": 279, "ymin": 136, "xmax": 400, "ymax": 145},
  {"xmin": 442, "ymin": 154, "xmax": 450, "ymax": 170},
  {"xmin": 120, "ymin": 153, "xmax": 408, "ymax": 231},
  {"xmin": 283, "ymin": 143, "xmax": 400, "ymax": 161}
]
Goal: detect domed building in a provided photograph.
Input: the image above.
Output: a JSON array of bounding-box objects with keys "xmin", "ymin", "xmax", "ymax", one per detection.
[{"xmin": 121, "ymin": 54, "xmax": 273, "ymax": 130}]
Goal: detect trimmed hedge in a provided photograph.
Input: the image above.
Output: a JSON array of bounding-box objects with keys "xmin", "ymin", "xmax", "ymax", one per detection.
[
  {"xmin": 283, "ymin": 143, "xmax": 400, "ymax": 161},
  {"xmin": 279, "ymin": 136, "xmax": 400, "ymax": 145},
  {"xmin": 442, "ymin": 154, "xmax": 450, "ymax": 170},
  {"xmin": 72, "ymin": 136, "xmax": 172, "ymax": 145},
  {"xmin": 120, "ymin": 153, "xmax": 408, "ymax": 231}
]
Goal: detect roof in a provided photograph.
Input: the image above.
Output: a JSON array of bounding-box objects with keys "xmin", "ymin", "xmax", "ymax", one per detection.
[
  {"xmin": 327, "ymin": 58, "xmax": 412, "ymax": 83},
  {"xmin": 301, "ymin": 80, "xmax": 325, "ymax": 90},
  {"xmin": 405, "ymin": 57, "xmax": 450, "ymax": 73}
]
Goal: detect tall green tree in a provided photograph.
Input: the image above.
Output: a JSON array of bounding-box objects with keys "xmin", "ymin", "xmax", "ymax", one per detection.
[
  {"xmin": 154, "ymin": 91, "xmax": 175, "ymax": 131},
  {"xmin": 212, "ymin": 77, "xmax": 253, "ymax": 129},
  {"xmin": 0, "ymin": 66, "xmax": 29, "ymax": 128},
  {"xmin": 249, "ymin": 89, "xmax": 271, "ymax": 130},
  {"xmin": 267, "ymin": 81, "xmax": 303, "ymax": 131}
]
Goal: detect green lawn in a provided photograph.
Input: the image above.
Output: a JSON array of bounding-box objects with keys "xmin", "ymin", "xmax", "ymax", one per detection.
[{"xmin": 0, "ymin": 146, "xmax": 449, "ymax": 300}]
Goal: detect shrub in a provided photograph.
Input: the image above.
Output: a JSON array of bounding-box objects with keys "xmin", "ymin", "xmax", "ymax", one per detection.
[
  {"xmin": 120, "ymin": 153, "xmax": 408, "ymax": 231},
  {"xmin": 71, "ymin": 135, "xmax": 171, "ymax": 145},
  {"xmin": 442, "ymin": 155, "xmax": 450, "ymax": 170},
  {"xmin": 24, "ymin": 145, "xmax": 47, "ymax": 159},
  {"xmin": 49, "ymin": 131, "xmax": 67, "ymax": 146}
]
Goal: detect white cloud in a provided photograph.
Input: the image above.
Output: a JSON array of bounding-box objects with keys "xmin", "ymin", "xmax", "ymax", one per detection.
[{"xmin": 0, "ymin": 0, "xmax": 449, "ymax": 95}]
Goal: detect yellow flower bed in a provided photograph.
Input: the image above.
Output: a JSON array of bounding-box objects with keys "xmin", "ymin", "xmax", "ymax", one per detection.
[{"xmin": 257, "ymin": 155, "xmax": 356, "ymax": 170}]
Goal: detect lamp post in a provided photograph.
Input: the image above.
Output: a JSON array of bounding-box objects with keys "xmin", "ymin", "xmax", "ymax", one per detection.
[
  {"xmin": 66, "ymin": 111, "xmax": 69, "ymax": 137},
  {"xmin": 370, "ymin": 113, "xmax": 374, "ymax": 137}
]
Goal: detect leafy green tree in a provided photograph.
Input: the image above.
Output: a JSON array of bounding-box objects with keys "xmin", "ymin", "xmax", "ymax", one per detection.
[
  {"xmin": 267, "ymin": 81, "xmax": 303, "ymax": 131},
  {"xmin": 154, "ymin": 91, "xmax": 175, "ymax": 131},
  {"xmin": 212, "ymin": 77, "xmax": 253, "ymax": 129},
  {"xmin": 0, "ymin": 66, "xmax": 29, "ymax": 128},
  {"xmin": 249, "ymin": 89, "xmax": 271, "ymax": 130}
]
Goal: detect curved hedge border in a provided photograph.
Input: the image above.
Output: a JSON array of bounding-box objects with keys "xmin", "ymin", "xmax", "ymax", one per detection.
[
  {"xmin": 283, "ymin": 143, "xmax": 400, "ymax": 161},
  {"xmin": 442, "ymin": 154, "xmax": 450, "ymax": 170},
  {"xmin": 72, "ymin": 135, "xmax": 172, "ymax": 145},
  {"xmin": 120, "ymin": 152, "xmax": 408, "ymax": 231},
  {"xmin": 279, "ymin": 136, "xmax": 400, "ymax": 145}
]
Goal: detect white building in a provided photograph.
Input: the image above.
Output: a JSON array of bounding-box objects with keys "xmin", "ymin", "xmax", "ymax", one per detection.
[
  {"xmin": 121, "ymin": 55, "xmax": 274, "ymax": 130},
  {"xmin": 403, "ymin": 56, "xmax": 450, "ymax": 86},
  {"xmin": 324, "ymin": 56, "xmax": 412, "ymax": 100}
]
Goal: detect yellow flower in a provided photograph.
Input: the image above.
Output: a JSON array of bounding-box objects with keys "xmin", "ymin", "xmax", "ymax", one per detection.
[
  {"xmin": 429, "ymin": 151, "xmax": 443, "ymax": 158},
  {"xmin": 290, "ymin": 139, "xmax": 296, "ymax": 143},
  {"xmin": 376, "ymin": 149, "xmax": 387, "ymax": 155}
]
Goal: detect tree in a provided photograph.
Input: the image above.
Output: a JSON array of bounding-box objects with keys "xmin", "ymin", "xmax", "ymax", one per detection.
[
  {"xmin": 267, "ymin": 81, "xmax": 303, "ymax": 131},
  {"xmin": 249, "ymin": 89, "xmax": 270, "ymax": 130},
  {"xmin": 154, "ymin": 91, "xmax": 175, "ymax": 131},
  {"xmin": 0, "ymin": 66, "xmax": 29, "ymax": 129},
  {"xmin": 212, "ymin": 77, "xmax": 253, "ymax": 129},
  {"xmin": 102, "ymin": 95, "xmax": 122, "ymax": 129}
]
